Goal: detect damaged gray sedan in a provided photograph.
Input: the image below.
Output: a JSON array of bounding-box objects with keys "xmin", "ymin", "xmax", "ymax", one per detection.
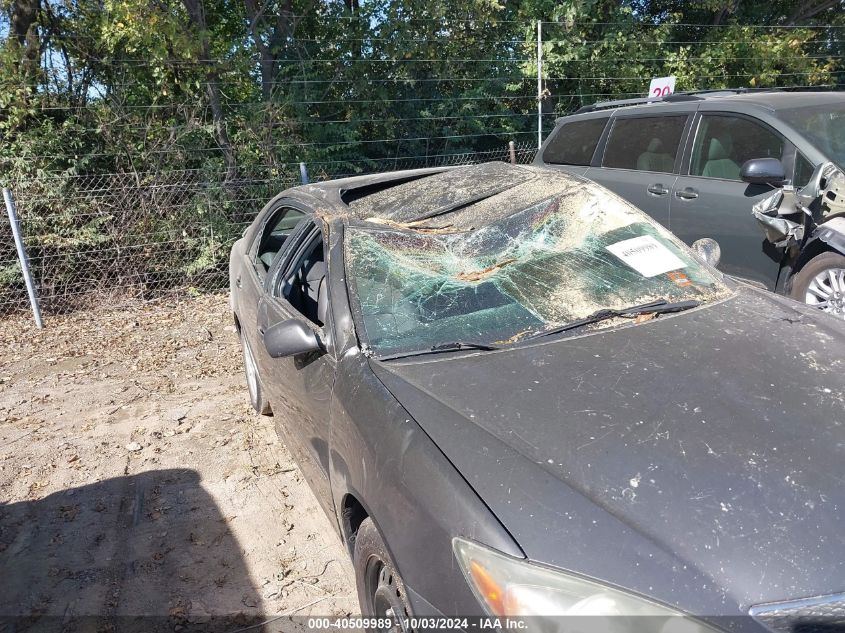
[{"xmin": 229, "ymin": 162, "xmax": 845, "ymax": 632}]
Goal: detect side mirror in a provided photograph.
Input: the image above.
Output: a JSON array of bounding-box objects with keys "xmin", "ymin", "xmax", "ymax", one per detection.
[
  {"xmin": 263, "ymin": 318, "xmax": 321, "ymax": 358},
  {"xmin": 741, "ymin": 158, "xmax": 786, "ymax": 186},
  {"xmin": 691, "ymin": 238, "xmax": 721, "ymax": 268}
]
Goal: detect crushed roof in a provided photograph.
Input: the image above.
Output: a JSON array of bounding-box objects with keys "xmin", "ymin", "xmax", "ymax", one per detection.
[{"xmin": 347, "ymin": 162, "xmax": 534, "ymax": 222}]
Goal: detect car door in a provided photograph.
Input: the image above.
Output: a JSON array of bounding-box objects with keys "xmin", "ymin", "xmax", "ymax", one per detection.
[
  {"xmin": 670, "ymin": 112, "xmax": 790, "ymax": 290},
  {"xmin": 254, "ymin": 217, "xmax": 337, "ymax": 519},
  {"xmin": 585, "ymin": 112, "xmax": 692, "ymax": 228},
  {"xmin": 237, "ymin": 204, "xmax": 307, "ymax": 356}
]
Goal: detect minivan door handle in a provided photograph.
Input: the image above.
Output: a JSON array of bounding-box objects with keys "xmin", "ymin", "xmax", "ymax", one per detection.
[
  {"xmin": 675, "ymin": 187, "xmax": 699, "ymax": 200},
  {"xmin": 647, "ymin": 184, "xmax": 669, "ymax": 196}
]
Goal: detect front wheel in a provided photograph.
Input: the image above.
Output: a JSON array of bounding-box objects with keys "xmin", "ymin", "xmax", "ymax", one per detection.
[
  {"xmin": 353, "ymin": 518, "xmax": 412, "ymax": 633},
  {"xmin": 788, "ymin": 251, "xmax": 845, "ymax": 319},
  {"xmin": 240, "ymin": 333, "xmax": 272, "ymax": 415}
]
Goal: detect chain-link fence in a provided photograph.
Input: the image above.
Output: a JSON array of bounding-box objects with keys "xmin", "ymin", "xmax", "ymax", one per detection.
[
  {"xmin": 5, "ymin": 10, "xmax": 842, "ymax": 325},
  {"xmin": 0, "ymin": 142, "xmax": 537, "ymax": 319},
  {"xmin": 0, "ymin": 201, "xmax": 19, "ymax": 310}
]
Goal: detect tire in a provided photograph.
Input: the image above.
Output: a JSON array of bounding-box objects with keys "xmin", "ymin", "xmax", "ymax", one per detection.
[
  {"xmin": 240, "ymin": 333, "xmax": 272, "ymax": 415},
  {"xmin": 353, "ymin": 518, "xmax": 412, "ymax": 632},
  {"xmin": 788, "ymin": 251, "xmax": 845, "ymax": 320}
]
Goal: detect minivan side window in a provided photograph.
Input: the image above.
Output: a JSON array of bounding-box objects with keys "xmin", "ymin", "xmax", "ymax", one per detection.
[
  {"xmin": 690, "ymin": 115, "xmax": 785, "ymax": 181},
  {"xmin": 602, "ymin": 115, "xmax": 687, "ymax": 173},
  {"xmin": 542, "ymin": 118, "xmax": 609, "ymax": 166}
]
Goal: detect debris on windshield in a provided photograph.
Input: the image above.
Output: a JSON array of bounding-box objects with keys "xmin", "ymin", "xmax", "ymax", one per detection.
[
  {"xmin": 455, "ymin": 258, "xmax": 517, "ymax": 282},
  {"xmin": 346, "ymin": 173, "xmax": 730, "ymax": 355},
  {"xmin": 495, "ymin": 329, "xmax": 534, "ymax": 345},
  {"xmin": 666, "ymin": 271, "xmax": 692, "ymax": 288},
  {"xmin": 634, "ymin": 313, "xmax": 657, "ymax": 323},
  {"xmin": 364, "ymin": 217, "xmax": 468, "ymax": 234}
]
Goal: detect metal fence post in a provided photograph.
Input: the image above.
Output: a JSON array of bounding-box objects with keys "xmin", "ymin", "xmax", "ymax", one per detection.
[
  {"xmin": 537, "ymin": 19, "xmax": 543, "ymax": 149},
  {"xmin": 299, "ymin": 162, "xmax": 310, "ymax": 184},
  {"xmin": 509, "ymin": 141, "xmax": 517, "ymax": 165},
  {"xmin": 3, "ymin": 187, "xmax": 43, "ymax": 328}
]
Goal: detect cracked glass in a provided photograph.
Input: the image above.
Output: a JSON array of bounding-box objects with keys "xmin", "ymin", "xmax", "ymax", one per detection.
[{"xmin": 344, "ymin": 186, "xmax": 730, "ymax": 356}]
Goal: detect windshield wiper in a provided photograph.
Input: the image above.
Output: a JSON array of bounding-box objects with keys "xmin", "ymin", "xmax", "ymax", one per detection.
[
  {"xmin": 522, "ymin": 298, "xmax": 701, "ymax": 343},
  {"xmin": 375, "ymin": 341, "xmax": 500, "ymax": 361},
  {"xmin": 372, "ymin": 300, "xmax": 699, "ymax": 360}
]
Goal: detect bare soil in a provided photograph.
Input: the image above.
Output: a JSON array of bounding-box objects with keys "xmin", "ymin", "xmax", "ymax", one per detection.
[{"xmin": 0, "ymin": 293, "xmax": 356, "ymax": 631}]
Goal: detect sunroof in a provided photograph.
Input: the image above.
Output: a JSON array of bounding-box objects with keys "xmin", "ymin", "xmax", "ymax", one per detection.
[
  {"xmin": 348, "ymin": 162, "xmax": 531, "ymax": 223},
  {"xmin": 339, "ymin": 174, "xmax": 432, "ymax": 206}
]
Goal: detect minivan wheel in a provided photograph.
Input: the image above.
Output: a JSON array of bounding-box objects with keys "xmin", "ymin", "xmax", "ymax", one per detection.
[
  {"xmin": 353, "ymin": 518, "xmax": 411, "ymax": 633},
  {"xmin": 240, "ymin": 334, "xmax": 272, "ymax": 415},
  {"xmin": 789, "ymin": 252, "xmax": 845, "ymax": 319}
]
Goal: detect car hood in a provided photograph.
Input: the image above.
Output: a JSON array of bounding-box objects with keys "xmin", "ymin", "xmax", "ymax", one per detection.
[{"xmin": 370, "ymin": 289, "xmax": 845, "ymax": 617}]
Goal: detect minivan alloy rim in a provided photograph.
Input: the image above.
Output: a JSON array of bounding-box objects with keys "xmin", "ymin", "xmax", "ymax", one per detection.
[{"xmin": 805, "ymin": 267, "xmax": 845, "ymax": 319}]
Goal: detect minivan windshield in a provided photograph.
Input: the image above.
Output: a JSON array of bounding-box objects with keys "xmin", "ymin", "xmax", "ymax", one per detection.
[
  {"xmin": 344, "ymin": 187, "xmax": 730, "ymax": 356},
  {"xmin": 779, "ymin": 103, "xmax": 845, "ymax": 169}
]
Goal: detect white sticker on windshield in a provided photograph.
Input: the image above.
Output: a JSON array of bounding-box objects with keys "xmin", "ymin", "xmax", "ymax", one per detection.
[{"xmin": 606, "ymin": 235, "xmax": 687, "ymax": 278}]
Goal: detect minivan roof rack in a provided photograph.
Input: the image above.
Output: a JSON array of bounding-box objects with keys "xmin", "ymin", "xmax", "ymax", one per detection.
[
  {"xmin": 571, "ymin": 87, "xmax": 796, "ymax": 115},
  {"xmin": 573, "ymin": 93, "xmax": 703, "ymax": 114}
]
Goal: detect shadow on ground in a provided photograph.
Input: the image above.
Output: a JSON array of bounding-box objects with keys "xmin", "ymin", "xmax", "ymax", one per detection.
[{"xmin": 0, "ymin": 469, "xmax": 263, "ymax": 632}]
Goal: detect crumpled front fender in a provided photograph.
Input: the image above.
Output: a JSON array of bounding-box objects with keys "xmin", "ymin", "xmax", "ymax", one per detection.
[{"xmin": 752, "ymin": 189, "xmax": 805, "ymax": 248}]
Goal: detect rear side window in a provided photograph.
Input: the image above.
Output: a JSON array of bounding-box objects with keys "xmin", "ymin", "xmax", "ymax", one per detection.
[
  {"xmin": 690, "ymin": 115, "xmax": 785, "ymax": 181},
  {"xmin": 602, "ymin": 115, "xmax": 687, "ymax": 173},
  {"xmin": 542, "ymin": 118, "xmax": 608, "ymax": 166}
]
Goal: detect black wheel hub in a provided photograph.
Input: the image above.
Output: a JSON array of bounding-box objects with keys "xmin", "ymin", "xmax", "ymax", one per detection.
[{"xmin": 366, "ymin": 560, "xmax": 410, "ymax": 633}]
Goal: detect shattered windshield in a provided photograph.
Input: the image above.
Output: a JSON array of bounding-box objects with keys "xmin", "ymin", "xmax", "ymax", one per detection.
[{"xmin": 344, "ymin": 184, "xmax": 730, "ymax": 356}]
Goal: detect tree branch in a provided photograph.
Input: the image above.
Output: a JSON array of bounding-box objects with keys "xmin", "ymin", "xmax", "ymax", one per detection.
[{"xmin": 788, "ymin": 0, "xmax": 841, "ymax": 24}]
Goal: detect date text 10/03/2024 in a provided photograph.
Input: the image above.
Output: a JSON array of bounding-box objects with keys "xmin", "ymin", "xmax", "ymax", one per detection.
[{"xmin": 306, "ymin": 617, "xmax": 528, "ymax": 630}]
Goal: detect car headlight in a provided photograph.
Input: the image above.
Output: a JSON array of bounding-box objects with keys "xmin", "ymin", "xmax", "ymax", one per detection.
[{"xmin": 453, "ymin": 538, "xmax": 720, "ymax": 633}]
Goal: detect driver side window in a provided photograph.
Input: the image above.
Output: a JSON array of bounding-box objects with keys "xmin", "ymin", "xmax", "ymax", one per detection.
[
  {"xmin": 690, "ymin": 115, "xmax": 785, "ymax": 181},
  {"xmin": 253, "ymin": 207, "xmax": 306, "ymax": 275},
  {"xmin": 276, "ymin": 228, "xmax": 328, "ymax": 327}
]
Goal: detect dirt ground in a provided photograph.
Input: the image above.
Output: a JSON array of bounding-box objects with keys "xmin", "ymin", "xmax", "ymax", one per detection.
[{"xmin": 0, "ymin": 293, "xmax": 357, "ymax": 631}]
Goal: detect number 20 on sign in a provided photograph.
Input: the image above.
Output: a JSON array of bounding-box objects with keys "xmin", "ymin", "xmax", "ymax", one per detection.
[{"xmin": 648, "ymin": 75, "xmax": 676, "ymax": 98}]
